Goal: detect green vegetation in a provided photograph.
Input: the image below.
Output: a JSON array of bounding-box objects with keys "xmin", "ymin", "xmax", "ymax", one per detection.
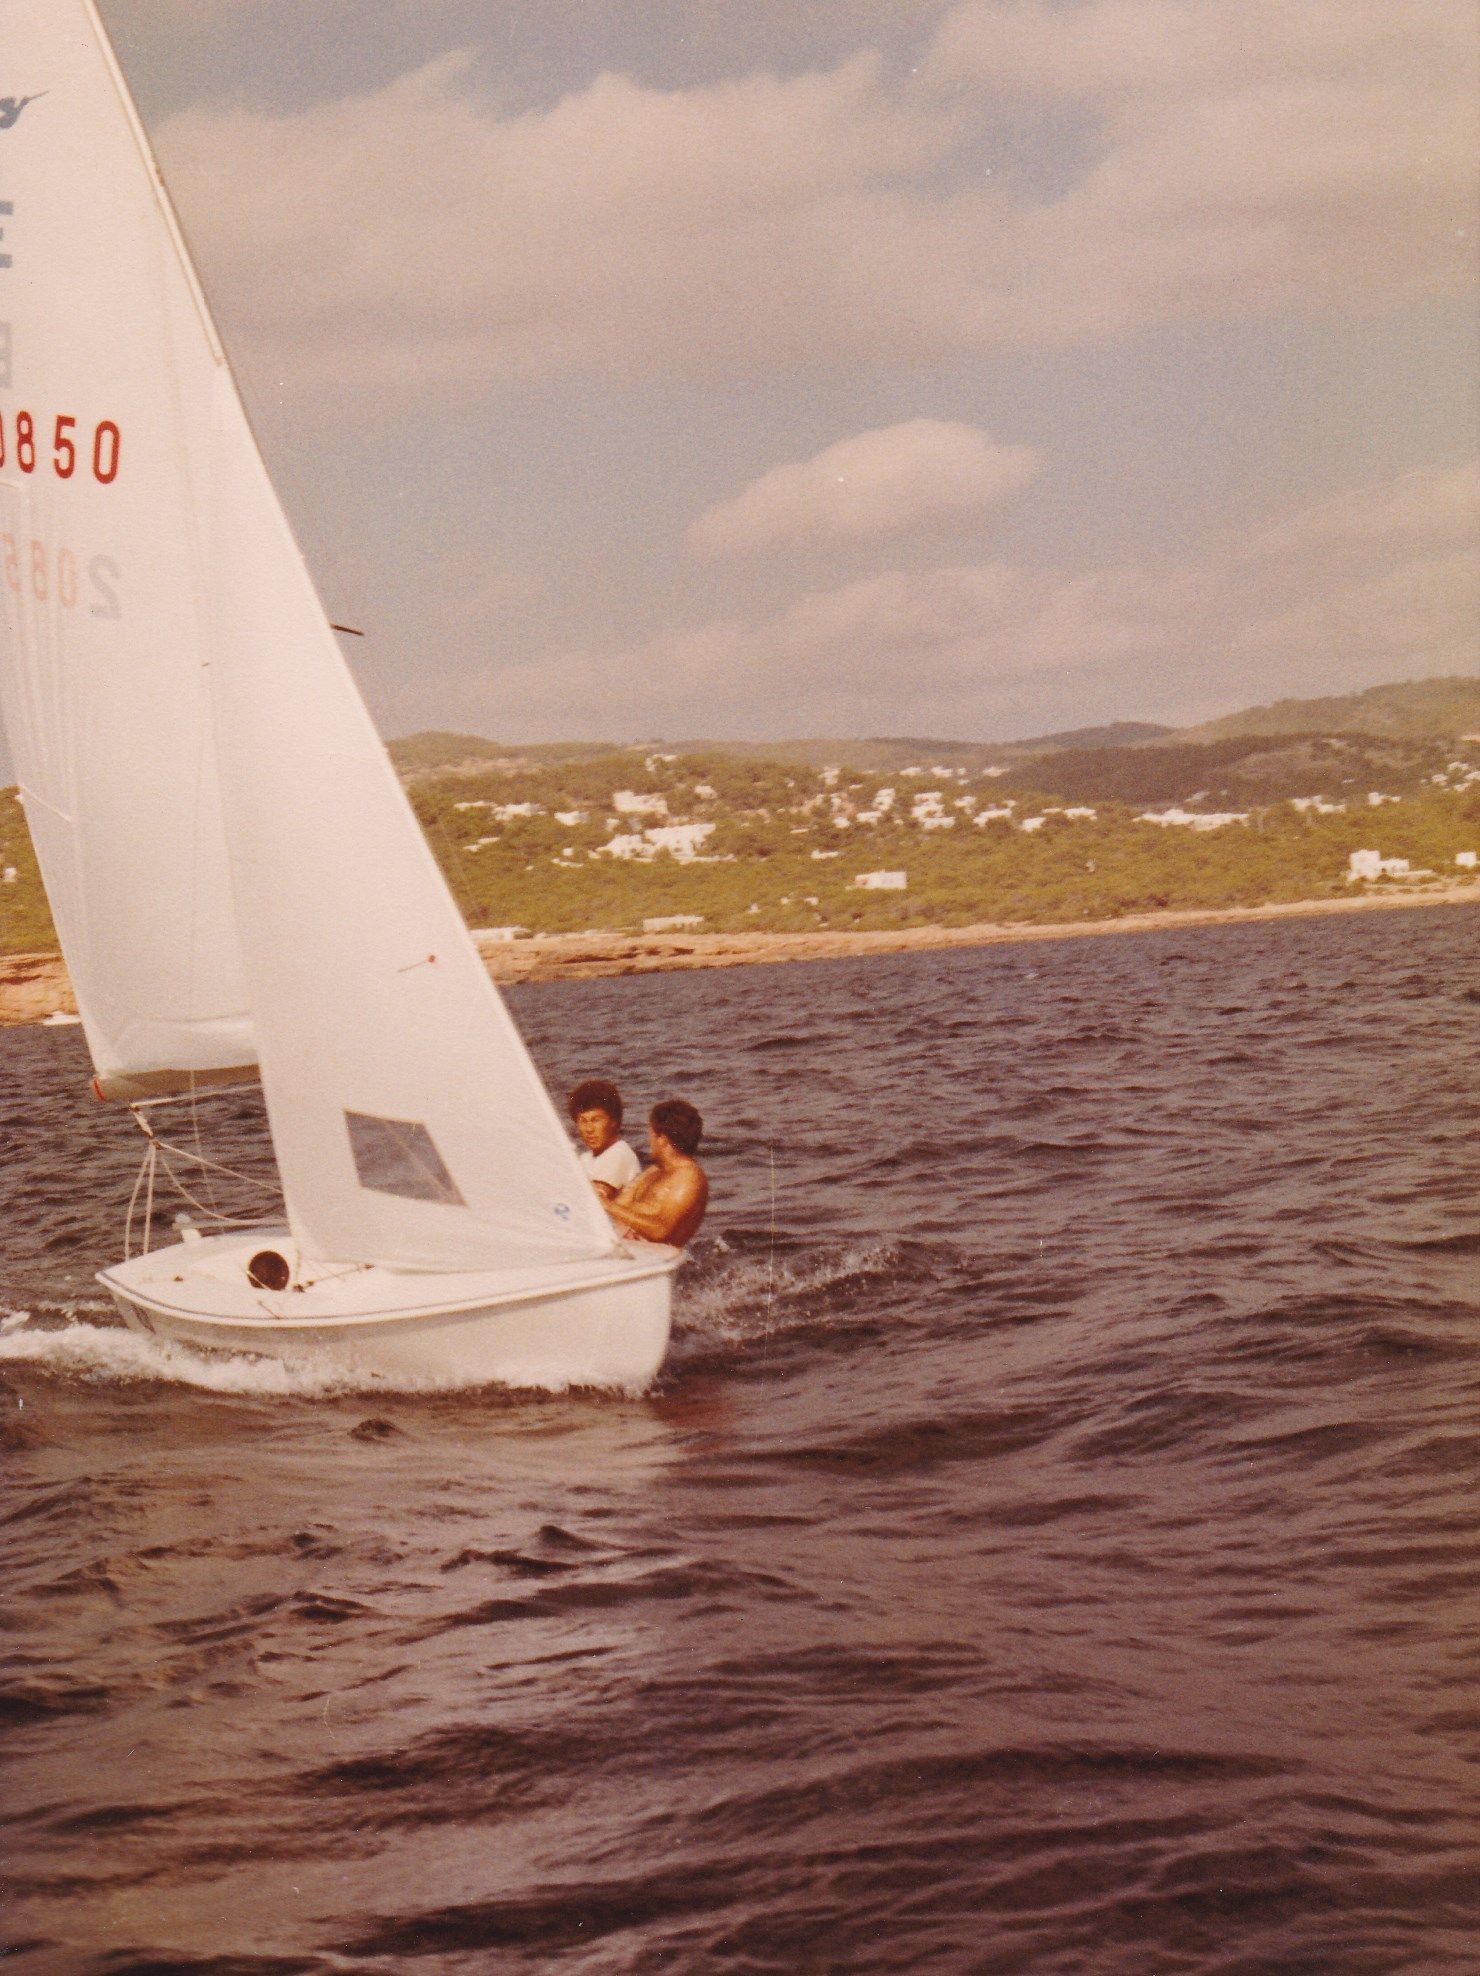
[
  {"xmin": 406, "ymin": 758, "xmax": 1480, "ymax": 939},
  {"xmin": 993, "ymin": 732, "xmax": 1460, "ymax": 807},
  {"xmin": 1179, "ymin": 674, "xmax": 1480, "ymax": 745},
  {"xmin": 5, "ymin": 677, "xmax": 1478, "ymax": 958},
  {"xmin": 0, "ymin": 789, "xmax": 55, "ymax": 953}
]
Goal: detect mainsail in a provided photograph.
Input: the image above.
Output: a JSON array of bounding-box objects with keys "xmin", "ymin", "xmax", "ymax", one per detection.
[
  {"xmin": 0, "ymin": 1, "xmax": 252, "ymax": 1092},
  {"xmin": 0, "ymin": 0, "xmax": 619, "ymax": 1272}
]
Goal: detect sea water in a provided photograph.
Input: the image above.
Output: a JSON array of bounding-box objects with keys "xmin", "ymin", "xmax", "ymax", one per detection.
[{"xmin": 1, "ymin": 905, "xmax": 1477, "ymax": 1972}]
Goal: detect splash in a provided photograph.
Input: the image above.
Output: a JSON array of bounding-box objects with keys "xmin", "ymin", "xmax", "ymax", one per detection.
[
  {"xmin": 0, "ymin": 1313, "xmax": 525, "ymax": 1400},
  {"xmin": 675, "ymin": 1239, "xmax": 906, "ymax": 1346}
]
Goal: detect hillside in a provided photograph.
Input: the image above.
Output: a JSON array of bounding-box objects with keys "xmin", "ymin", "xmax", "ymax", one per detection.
[
  {"xmin": 386, "ymin": 742, "xmax": 1478, "ymax": 943},
  {"xmin": 389, "ymin": 724, "xmax": 1170, "ymax": 783},
  {"xmin": 389, "ymin": 676, "xmax": 1477, "ymax": 783},
  {"xmin": 993, "ymin": 731, "xmax": 1460, "ymax": 807},
  {"xmin": 1176, "ymin": 675, "xmax": 1480, "ymax": 745},
  {"xmin": 5, "ymin": 678, "xmax": 1479, "ymax": 959}
]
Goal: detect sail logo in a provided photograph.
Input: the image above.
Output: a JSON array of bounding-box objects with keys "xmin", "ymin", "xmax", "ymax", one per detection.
[{"xmin": 0, "ymin": 94, "xmax": 45, "ymax": 131}]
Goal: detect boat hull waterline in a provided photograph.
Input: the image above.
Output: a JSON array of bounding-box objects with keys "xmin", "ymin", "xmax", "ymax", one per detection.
[{"xmin": 100, "ymin": 1230, "xmax": 681, "ymax": 1391}]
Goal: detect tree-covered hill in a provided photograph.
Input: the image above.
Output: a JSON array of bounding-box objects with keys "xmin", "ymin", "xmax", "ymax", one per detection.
[
  {"xmin": 994, "ymin": 732, "xmax": 1459, "ymax": 807},
  {"xmin": 388, "ymin": 675, "xmax": 1479, "ymax": 783},
  {"xmin": 388, "ymin": 728, "xmax": 1161, "ymax": 782},
  {"xmin": 1174, "ymin": 675, "xmax": 1480, "ymax": 745},
  {"xmin": 394, "ymin": 744, "xmax": 1478, "ymax": 942},
  {"xmin": 4, "ymin": 678, "xmax": 1478, "ymax": 958}
]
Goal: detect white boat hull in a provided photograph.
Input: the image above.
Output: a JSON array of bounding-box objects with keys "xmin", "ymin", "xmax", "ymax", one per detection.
[{"xmin": 99, "ymin": 1229, "xmax": 680, "ymax": 1391}]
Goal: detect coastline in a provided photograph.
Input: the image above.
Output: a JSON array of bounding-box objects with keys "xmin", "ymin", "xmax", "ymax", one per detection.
[{"xmin": 2, "ymin": 884, "xmax": 1475, "ymax": 1025}]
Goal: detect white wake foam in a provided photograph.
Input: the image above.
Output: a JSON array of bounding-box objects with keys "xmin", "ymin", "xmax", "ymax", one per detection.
[{"xmin": 0, "ymin": 1315, "xmax": 456, "ymax": 1398}]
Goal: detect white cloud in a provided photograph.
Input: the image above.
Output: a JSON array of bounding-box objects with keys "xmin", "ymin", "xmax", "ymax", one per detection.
[
  {"xmin": 453, "ymin": 461, "xmax": 1479, "ymax": 738},
  {"xmin": 147, "ymin": 0, "xmax": 1476, "ymax": 392},
  {"xmin": 688, "ymin": 420, "xmax": 1040, "ymax": 557},
  {"xmin": 1222, "ymin": 463, "xmax": 1480, "ymax": 680},
  {"xmin": 156, "ymin": 51, "xmax": 971, "ymax": 388},
  {"xmin": 926, "ymin": 0, "xmax": 1468, "ymax": 100},
  {"xmin": 926, "ymin": 1, "xmax": 1478, "ymax": 333}
]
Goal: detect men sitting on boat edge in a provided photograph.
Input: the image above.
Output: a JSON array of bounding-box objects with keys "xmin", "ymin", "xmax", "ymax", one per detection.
[
  {"xmin": 568, "ymin": 1078, "xmax": 643, "ymax": 1201},
  {"xmin": 606, "ymin": 1099, "xmax": 708, "ymax": 1249}
]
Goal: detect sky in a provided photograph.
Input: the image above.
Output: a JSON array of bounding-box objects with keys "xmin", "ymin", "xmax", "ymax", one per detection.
[{"xmin": 78, "ymin": 2, "xmax": 1480, "ymax": 744}]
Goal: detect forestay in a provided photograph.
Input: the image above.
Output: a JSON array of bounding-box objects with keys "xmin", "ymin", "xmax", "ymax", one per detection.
[{"xmin": 0, "ymin": 0, "xmax": 618, "ymax": 1273}]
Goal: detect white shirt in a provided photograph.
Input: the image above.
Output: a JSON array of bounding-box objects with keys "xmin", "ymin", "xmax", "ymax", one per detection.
[{"xmin": 579, "ymin": 1138, "xmax": 642, "ymax": 1191}]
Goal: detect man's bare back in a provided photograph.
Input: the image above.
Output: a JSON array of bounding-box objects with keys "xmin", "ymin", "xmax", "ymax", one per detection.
[{"xmin": 604, "ymin": 1099, "xmax": 708, "ymax": 1249}]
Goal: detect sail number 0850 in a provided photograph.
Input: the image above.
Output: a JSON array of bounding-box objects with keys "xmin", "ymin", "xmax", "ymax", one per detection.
[{"xmin": 0, "ymin": 411, "xmax": 121, "ymax": 484}]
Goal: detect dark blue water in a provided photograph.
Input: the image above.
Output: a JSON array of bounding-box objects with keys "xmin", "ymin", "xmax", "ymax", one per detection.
[{"xmin": 2, "ymin": 905, "xmax": 1477, "ymax": 1973}]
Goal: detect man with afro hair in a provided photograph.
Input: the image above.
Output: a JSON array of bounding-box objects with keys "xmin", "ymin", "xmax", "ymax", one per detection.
[{"xmin": 567, "ymin": 1078, "xmax": 642, "ymax": 1201}]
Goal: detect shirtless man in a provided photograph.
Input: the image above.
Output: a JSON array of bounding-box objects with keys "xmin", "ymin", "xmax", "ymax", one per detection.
[
  {"xmin": 606, "ymin": 1098, "xmax": 708, "ymax": 1249},
  {"xmin": 567, "ymin": 1078, "xmax": 642, "ymax": 1201}
]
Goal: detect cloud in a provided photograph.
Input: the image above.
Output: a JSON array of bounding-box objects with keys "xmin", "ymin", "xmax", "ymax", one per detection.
[
  {"xmin": 156, "ymin": 51, "xmax": 973, "ymax": 388},
  {"xmin": 450, "ymin": 461, "xmax": 1479, "ymax": 739},
  {"xmin": 926, "ymin": 0, "xmax": 1468, "ymax": 99},
  {"xmin": 147, "ymin": 0, "xmax": 1475, "ymax": 393},
  {"xmin": 925, "ymin": 0, "xmax": 1478, "ymax": 334},
  {"xmin": 688, "ymin": 421, "xmax": 1040, "ymax": 557},
  {"xmin": 1221, "ymin": 462, "xmax": 1480, "ymax": 682}
]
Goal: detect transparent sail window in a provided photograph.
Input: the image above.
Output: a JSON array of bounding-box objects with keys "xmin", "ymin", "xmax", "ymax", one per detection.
[{"xmin": 345, "ymin": 1111, "xmax": 466, "ymax": 1207}]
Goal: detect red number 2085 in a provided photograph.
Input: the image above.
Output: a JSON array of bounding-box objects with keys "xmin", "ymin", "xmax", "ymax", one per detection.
[{"xmin": 0, "ymin": 412, "xmax": 121, "ymax": 484}]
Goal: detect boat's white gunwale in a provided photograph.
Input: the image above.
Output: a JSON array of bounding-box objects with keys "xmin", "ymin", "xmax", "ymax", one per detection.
[{"xmin": 97, "ymin": 1250, "xmax": 681, "ymax": 1334}]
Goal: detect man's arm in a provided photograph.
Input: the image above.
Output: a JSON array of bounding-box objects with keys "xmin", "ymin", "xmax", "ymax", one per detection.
[{"xmin": 606, "ymin": 1166, "xmax": 705, "ymax": 1244}]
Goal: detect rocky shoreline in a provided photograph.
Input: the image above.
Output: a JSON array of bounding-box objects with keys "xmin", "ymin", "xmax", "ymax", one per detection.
[{"xmin": 3, "ymin": 885, "xmax": 1475, "ymax": 1026}]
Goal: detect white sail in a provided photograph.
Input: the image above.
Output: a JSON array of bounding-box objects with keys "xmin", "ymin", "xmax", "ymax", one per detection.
[
  {"xmin": 0, "ymin": 0, "xmax": 253, "ymax": 1093},
  {"xmin": 206, "ymin": 378, "xmax": 618, "ymax": 1270},
  {"xmin": 1, "ymin": 0, "xmax": 619, "ymax": 1273}
]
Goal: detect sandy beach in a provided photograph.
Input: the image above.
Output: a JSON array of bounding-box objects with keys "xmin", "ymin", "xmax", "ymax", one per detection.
[{"xmin": 2, "ymin": 884, "xmax": 1474, "ymax": 1026}]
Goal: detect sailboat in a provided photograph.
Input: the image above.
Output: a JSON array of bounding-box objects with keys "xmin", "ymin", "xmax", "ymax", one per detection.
[{"xmin": 0, "ymin": 0, "xmax": 680, "ymax": 1389}]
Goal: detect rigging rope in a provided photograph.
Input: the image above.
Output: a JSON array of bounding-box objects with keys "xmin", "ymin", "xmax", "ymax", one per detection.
[
  {"xmin": 151, "ymin": 1151, "xmax": 281, "ymax": 1229},
  {"xmin": 124, "ymin": 1103, "xmax": 283, "ymax": 1253},
  {"xmin": 124, "ymin": 1139, "xmax": 156, "ymax": 1259}
]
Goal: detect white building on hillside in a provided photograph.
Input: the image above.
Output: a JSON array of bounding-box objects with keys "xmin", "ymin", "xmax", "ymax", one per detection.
[
  {"xmin": 644, "ymin": 822, "xmax": 715, "ymax": 861},
  {"xmin": 1137, "ymin": 808, "xmax": 1248, "ymax": 831},
  {"xmin": 1348, "ymin": 851, "xmax": 1421, "ymax": 881},
  {"xmin": 455, "ymin": 799, "xmax": 544, "ymax": 821},
  {"xmin": 911, "ymin": 791, "xmax": 954, "ymax": 829},
  {"xmin": 611, "ymin": 789, "xmax": 669, "ymax": 817},
  {"xmin": 856, "ymin": 787, "xmax": 896, "ymax": 825},
  {"xmin": 595, "ymin": 821, "xmax": 716, "ymax": 863}
]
